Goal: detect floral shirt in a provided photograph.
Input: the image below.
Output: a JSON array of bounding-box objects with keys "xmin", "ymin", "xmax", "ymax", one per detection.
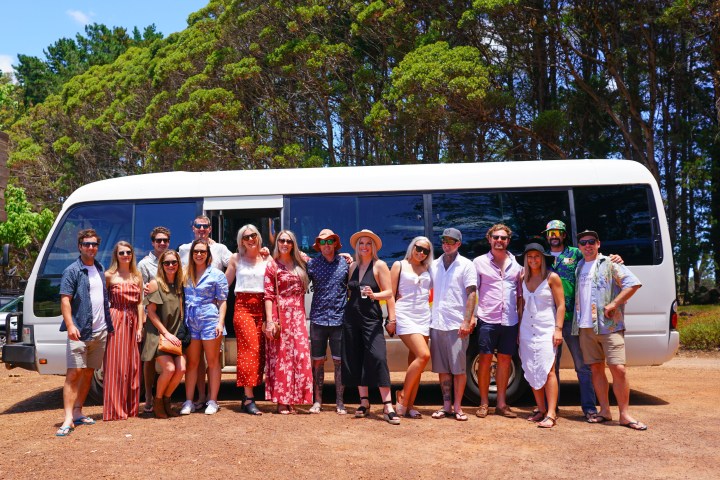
[
  {"xmin": 549, "ymin": 246, "xmax": 582, "ymax": 324},
  {"xmin": 572, "ymin": 253, "xmax": 641, "ymax": 335}
]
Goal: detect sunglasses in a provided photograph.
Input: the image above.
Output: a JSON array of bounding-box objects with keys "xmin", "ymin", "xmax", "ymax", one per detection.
[
  {"xmin": 117, "ymin": 251, "xmax": 133, "ymax": 257},
  {"xmin": 153, "ymin": 238, "xmax": 170, "ymax": 244},
  {"xmin": 162, "ymin": 260, "xmax": 179, "ymax": 266},
  {"xmin": 277, "ymin": 238, "xmax": 294, "ymax": 245},
  {"xmin": 193, "ymin": 249, "xmax": 208, "ymax": 255},
  {"xmin": 578, "ymin": 239, "xmax": 597, "ymax": 246},
  {"xmin": 318, "ymin": 239, "xmax": 335, "ymax": 245},
  {"xmin": 441, "ymin": 237, "xmax": 458, "ymax": 245},
  {"xmin": 414, "ymin": 245, "xmax": 430, "ymax": 255},
  {"xmin": 80, "ymin": 241, "xmax": 99, "ymax": 248},
  {"xmin": 491, "ymin": 235, "xmax": 509, "ymax": 241},
  {"xmin": 242, "ymin": 233, "xmax": 258, "ymax": 241},
  {"xmin": 194, "ymin": 223, "xmax": 211, "ymax": 230},
  {"xmin": 545, "ymin": 229, "xmax": 563, "ymax": 237}
]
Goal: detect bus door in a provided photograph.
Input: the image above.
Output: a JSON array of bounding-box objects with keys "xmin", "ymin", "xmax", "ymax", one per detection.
[{"xmin": 204, "ymin": 195, "xmax": 282, "ymax": 368}]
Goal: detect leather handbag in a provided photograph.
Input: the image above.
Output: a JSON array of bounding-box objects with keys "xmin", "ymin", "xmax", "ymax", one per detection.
[{"xmin": 157, "ymin": 334, "xmax": 182, "ymax": 356}]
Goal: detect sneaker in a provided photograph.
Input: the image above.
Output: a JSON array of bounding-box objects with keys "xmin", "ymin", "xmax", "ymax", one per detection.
[
  {"xmin": 205, "ymin": 400, "xmax": 220, "ymax": 415},
  {"xmin": 179, "ymin": 400, "xmax": 195, "ymax": 415}
]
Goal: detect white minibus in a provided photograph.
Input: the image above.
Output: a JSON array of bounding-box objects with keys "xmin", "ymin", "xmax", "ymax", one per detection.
[{"xmin": 3, "ymin": 160, "xmax": 679, "ymax": 403}]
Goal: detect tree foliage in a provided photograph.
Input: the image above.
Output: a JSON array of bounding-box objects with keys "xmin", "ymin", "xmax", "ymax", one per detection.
[{"xmin": 2, "ymin": 0, "xmax": 719, "ymax": 296}]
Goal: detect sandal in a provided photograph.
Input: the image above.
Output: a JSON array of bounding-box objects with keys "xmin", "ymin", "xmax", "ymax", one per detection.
[
  {"xmin": 354, "ymin": 396, "xmax": 370, "ymax": 418},
  {"xmin": 277, "ymin": 405, "xmax": 291, "ymax": 415},
  {"xmin": 395, "ymin": 402, "xmax": 406, "ymax": 417},
  {"xmin": 527, "ymin": 409, "xmax": 546, "ymax": 422},
  {"xmin": 454, "ymin": 411, "xmax": 468, "ymax": 421},
  {"xmin": 382, "ymin": 401, "xmax": 400, "ymax": 425},
  {"xmin": 537, "ymin": 416, "xmax": 557, "ymax": 428},
  {"xmin": 242, "ymin": 398, "xmax": 262, "ymax": 416},
  {"xmin": 431, "ymin": 409, "xmax": 453, "ymax": 419},
  {"xmin": 309, "ymin": 403, "xmax": 322, "ymax": 414},
  {"xmin": 55, "ymin": 425, "xmax": 74, "ymax": 437},
  {"xmin": 475, "ymin": 404, "xmax": 489, "ymax": 418},
  {"xmin": 336, "ymin": 405, "xmax": 347, "ymax": 415}
]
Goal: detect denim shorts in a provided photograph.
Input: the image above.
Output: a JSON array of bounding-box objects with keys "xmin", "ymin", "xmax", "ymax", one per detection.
[
  {"xmin": 477, "ymin": 320, "xmax": 518, "ymax": 356},
  {"xmin": 310, "ymin": 323, "xmax": 342, "ymax": 360}
]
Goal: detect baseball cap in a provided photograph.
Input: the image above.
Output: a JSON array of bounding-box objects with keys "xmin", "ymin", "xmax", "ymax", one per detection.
[
  {"xmin": 441, "ymin": 228, "xmax": 462, "ymax": 242},
  {"xmin": 542, "ymin": 220, "xmax": 567, "ymax": 233}
]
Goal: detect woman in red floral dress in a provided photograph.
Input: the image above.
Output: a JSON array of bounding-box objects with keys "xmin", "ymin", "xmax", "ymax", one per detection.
[{"xmin": 263, "ymin": 230, "xmax": 313, "ymax": 414}]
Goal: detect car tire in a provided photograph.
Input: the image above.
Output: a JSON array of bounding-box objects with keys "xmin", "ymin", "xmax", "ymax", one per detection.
[{"xmin": 463, "ymin": 338, "xmax": 529, "ymax": 405}]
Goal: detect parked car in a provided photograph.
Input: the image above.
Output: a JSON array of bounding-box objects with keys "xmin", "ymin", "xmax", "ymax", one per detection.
[{"xmin": 0, "ymin": 295, "xmax": 22, "ymax": 347}]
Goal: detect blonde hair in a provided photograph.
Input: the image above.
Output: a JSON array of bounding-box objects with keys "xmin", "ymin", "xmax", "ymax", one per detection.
[
  {"xmin": 523, "ymin": 248, "xmax": 548, "ymax": 284},
  {"xmin": 237, "ymin": 224, "xmax": 263, "ymax": 255},
  {"xmin": 186, "ymin": 238, "xmax": 212, "ymax": 287},
  {"xmin": 272, "ymin": 230, "xmax": 309, "ymax": 288},
  {"xmin": 353, "ymin": 236, "xmax": 380, "ymax": 263},
  {"xmin": 155, "ymin": 250, "xmax": 184, "ymax": 295},
  {"xmin": 404, "ymin": 236, "xmax": 434, "ymax": 268},
  {"xmin": 107, "ymin": 241, "xmax": 141, "ymax": 283}
]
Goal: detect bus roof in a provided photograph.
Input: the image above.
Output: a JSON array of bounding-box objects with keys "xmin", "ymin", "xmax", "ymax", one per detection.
[{"xmin": 64, "ymin": 159, "xmax": 656, "ymax": 205}]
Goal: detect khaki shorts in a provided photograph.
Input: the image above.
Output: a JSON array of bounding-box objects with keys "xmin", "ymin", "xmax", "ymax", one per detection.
[
  {"xmin": 579, "ymin": 328, "xmax": 626, "ymax": 365},
  {"xmin": 67, "ymin": 329, "xmax": 108, "ymax": 369}
]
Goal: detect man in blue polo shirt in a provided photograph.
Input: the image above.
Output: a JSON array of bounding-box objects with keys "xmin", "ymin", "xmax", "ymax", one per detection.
[
  {"xmin": 307, "ymin": 229, "xmax": 349, "ymax": 414},
  {"xmin": 55, "ymin": 229, "xmax": 114, "ymax": 436}
]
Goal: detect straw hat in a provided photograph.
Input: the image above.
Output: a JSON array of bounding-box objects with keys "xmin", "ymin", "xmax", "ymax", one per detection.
[
  {"xmin": 312, "ymin": 229, "xmax": 342, "ymax": 252},
  {"xmin": 349, "ymin": 229, "xmax": 382, "ymax": 251}
]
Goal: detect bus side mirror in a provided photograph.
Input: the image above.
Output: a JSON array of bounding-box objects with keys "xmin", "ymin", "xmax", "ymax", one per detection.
[{"xmin": 0, "ymin": 244, "xmax": 9, "ymax": 267}]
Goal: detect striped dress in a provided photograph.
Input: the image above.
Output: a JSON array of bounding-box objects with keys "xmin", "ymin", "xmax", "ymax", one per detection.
[{"xmin": 103, "ymin": 281, "xmax": 141, "ymax": 421}]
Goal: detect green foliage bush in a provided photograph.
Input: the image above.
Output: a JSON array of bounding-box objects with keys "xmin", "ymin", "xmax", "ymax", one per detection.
[{"xmin": 679, "ymin": 319, "xmax": 720, "ymax": 350}]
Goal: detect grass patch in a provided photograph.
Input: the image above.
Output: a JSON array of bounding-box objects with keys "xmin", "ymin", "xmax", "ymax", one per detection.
[{"xmin": 677, "ymin": 304, "xmax": 720, "ymax": 350}]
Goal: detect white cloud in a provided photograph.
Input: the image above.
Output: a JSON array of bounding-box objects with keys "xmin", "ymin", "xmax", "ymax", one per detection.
[
  {"xmin": 0, "ymin": 54, "xmax": 15, "ymax": 75},
  {"xmin": 66, "ymin": 9, "xmax": 94, "ymax": 25}
]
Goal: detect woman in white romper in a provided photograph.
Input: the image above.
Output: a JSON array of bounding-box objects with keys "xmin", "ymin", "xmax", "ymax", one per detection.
[
  {"xmin": 518, "ymin": 243, "xmax": 565, "ymax": 428},
  {"xmin": 389, "ymin": 236, "xmax": 433, "ymax": 419}
]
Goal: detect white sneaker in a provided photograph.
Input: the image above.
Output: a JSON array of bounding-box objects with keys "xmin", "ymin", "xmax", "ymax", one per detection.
[
  {"xmin": 179, "ymin": 400, "xmax": 195, "ymax": 415},
  {"xmin": 205, "ymin": 400, "xmax": 220, "ymax": 415}
]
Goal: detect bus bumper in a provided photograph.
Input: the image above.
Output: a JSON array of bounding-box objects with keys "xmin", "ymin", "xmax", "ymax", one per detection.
[{"xmin": 1, "ymin": 344, "xmax": 37, "ymax": 371}]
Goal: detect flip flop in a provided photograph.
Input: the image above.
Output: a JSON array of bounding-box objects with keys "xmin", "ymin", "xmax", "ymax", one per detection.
[
  {"xmin": 72, "ymin": 416, "xmax": 95, "ymax": 426},
  {"xmin": 454, "ymin": 412, "xmax": 468, "ymax": 421},
  {"xmin": 537, "ymin": 416, "xmax": 557, "ymax": 428},
  {"xmin": 405, "ymin": 409, "xmax": 422, "ymax": 419},
  {"xmin": 431, "ymin": 409, "xmax": 453, "ymax": 419},
  {"xmin": 620, "ymin": 421, "xmax": 648, "ymax": 431},
  {"xmin": 335, "ymin": 406, "xmax": 347, "ymax": 415},
  {"xmin": 55, "ymin": 426, "xmax": 74, "ymax": 437},
  {"xmin": 587, "ymin": 414, "xmax": 610, "ymax": 424}
]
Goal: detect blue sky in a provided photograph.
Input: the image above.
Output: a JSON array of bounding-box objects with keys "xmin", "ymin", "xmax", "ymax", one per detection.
[{"xmin": 0, "ymin": 1, "xmax": 208, "ymax": 75}]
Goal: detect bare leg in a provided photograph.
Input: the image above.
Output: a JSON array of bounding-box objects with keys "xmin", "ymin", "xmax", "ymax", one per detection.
[
  {"xmin": 155, "ymin": 356, "xmax": 176, "ymax": 398},
  {"xmin": 531, "ymin": 387, "xmax": 547, "ymax": 416},
  {"xmin": 478, "ymin": 353, "xmax": 493, "ymax": 406},
  {"xmin": 400, "ymin": 334, "xmax": 430, "ymax": 411},
  {"xmin": 590, "ymin": 362, "xmax": 613, "ymax": 420},
  {"xmin": 333, "ymin": 359, "xmax": 345, "ymax": 413},
  {"xmin": 60, "ymin": 368, "xmax": 83, "ymax": 429},
  {"xmin": 439, "ymin": 373, "xmax": 453, "ymax": 412},
  {"xmin": 203, "ymin": 337, "xmax": 223, "ymax": 402},
  {"xmin": 184, "ymin": 340, "xmax": 202, "ymax": 402},
  {"xmin": 358, "ymin": 386, "xmax": 370, "ymax": 409},
  {"xmin": 544, "ymin": 361, "xmax": 559, "ymax": 418},
  {"xmin": 453, "ymin": 373, "xmax": 467, "ymax": 415},
  {"xmin": 495, "ymin": 353, "xmax": 513, "ymax": 408},
  {"xmin": 608, "ymin": 364, "xmax": 643, "ymax": 426},
  {"xmin": 310, "ymin": 359, "xmax": 325, "ymax": 413},
  {"xmin": 196, "ymin": 354, "xmax": 207, "ymax": 404},
  {"xmin": 166, "ymin": 355, "xmax": 186, "ymax": 397}
]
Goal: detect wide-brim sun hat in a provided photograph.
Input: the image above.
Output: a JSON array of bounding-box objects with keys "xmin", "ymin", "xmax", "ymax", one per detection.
[
  {"xmin": 349, "ymin": 229, "xmax": 382, "ymax": 251},
  {"xmin": 312, "ymin": 229, "xmax": 342, "ymax": 252}
]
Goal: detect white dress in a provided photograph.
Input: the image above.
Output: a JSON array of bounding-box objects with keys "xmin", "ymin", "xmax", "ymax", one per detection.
[
  {"xmin": 518, "ymin": 278, "xmax": 557, "ymax": 390},
  {"xmin": 395, "ymin": 264, "xmax": 432, "ymax": 336}
]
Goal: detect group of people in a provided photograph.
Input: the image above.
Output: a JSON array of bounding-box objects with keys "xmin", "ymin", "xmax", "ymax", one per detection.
[{"xmin": 55, "ymin": 215, "xmax": 647, "ymax": 436}]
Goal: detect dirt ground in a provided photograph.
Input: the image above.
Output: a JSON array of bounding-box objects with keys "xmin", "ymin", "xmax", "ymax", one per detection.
[{"xmin": 1, "ymin": 351, "xmax": 719, "ymax": 480}]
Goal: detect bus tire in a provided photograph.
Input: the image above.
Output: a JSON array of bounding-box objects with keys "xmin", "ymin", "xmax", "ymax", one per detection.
[{"xmin": 463, "ymin": 340, "xmax": 529, "ymax": 405}]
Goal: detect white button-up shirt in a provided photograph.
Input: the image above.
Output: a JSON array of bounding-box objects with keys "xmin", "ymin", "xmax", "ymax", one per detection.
[{"xmin": 430, "ymin": 254, "xmax": 477, "ymax": 331}]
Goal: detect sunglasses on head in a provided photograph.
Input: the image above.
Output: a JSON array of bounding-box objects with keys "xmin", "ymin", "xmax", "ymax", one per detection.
[
  {"xmin": 578, "ymin": 239, "xmax": 597, "ymax": 246},
  {"xmin": 194, "ymin": 223, "xmax": 210, "ymax": 230},
  {"xmin": 80, "ymin": 241, "xmax": 99, "ymax": 248},
  {"xmin": 278, "ymin": 238, "xmax": 294, "ymax": 245},
  {"xmin": 117, "ymin": 250, "xmax": 133, "ymax": 257},
  {"xmin": 153, "ymin": 238, "xmax": 170, "ymax": 244},
  {"xmin": 441, "ymin": 237, "xmax": 458, "ymax": 245},
  {"xmin": 242, "ymin": 232, "xmax": 258, "ymax": 241},
  {"xmin": 491, "ymin": 234, "xmax": 509, "ymax": 241},
  {"xmin": 319, "ymin": 239, "xmax": 335, "ymax": 245},
  {"xmin": 414, "ymin": 245, "xmax": 430, "ymax": 255},
  {"xmin": 162, "ymin": 260, "xmax": 178, "ymax": 266}
]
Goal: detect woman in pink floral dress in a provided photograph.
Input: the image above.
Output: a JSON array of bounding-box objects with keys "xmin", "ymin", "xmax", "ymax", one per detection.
[{"xmin": 263, "ymin": 230, "xmax": 313, "ymax": 414}]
